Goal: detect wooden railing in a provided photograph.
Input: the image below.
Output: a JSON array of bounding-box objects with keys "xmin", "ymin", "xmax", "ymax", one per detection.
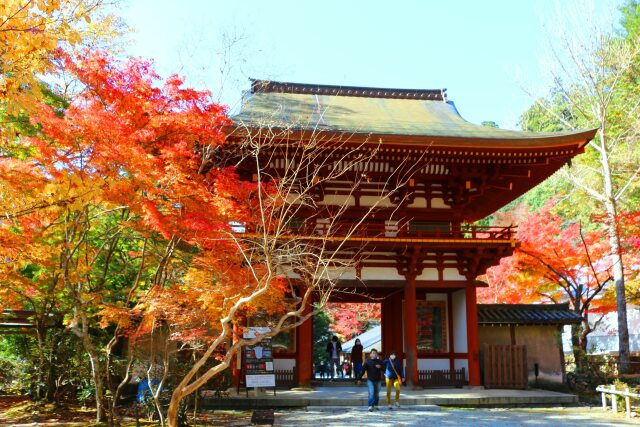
[
  {"xmin": 275, "ymin": 367, "xmax": 297, "ymax": 388},
  {"xmin": 295, "ymin": 221, "xmax": 515, "ymax": 241},
  {"xmin": 418, "ymin": 368, "xmax": 466, "ymax": 387},
  {"xmin": 597, "ymin": 385, "xmax": 639, "ymax": 419}
]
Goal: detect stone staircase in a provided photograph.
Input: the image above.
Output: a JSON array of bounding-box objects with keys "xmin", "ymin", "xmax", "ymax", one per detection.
[{"xmin": 313, "ymin": 378, "xmax": 365, "ymax": 387}]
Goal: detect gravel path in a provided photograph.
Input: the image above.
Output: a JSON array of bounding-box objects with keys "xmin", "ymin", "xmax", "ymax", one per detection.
[{"xmin": 272, "ymin": 406, "xmax": 638, "ymax": 427}]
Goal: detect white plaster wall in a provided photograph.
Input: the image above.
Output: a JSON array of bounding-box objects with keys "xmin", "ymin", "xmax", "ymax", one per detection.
[
  {"xmin": 274, "ymin": 358, "xmax": 296, "ymax": 371},
  {"xmin": 443, "ymin": 268, "xmax": 466, "ymax": 281},
  {"xmin": 283, "ymin": 269, "xmax": 300, "ymax": 279},
  {"xmin": 425, "ymin": 293, "xmax": 447, "ymax": 302},
  {"xmin": 452, "ymin": 289, "xmax": 467, "ymax": 353},
  {"xmin": 318, "ymin": 194, "xmax": 356, "ymax": 206},
  {"xmin": 361, "ymin": 267, "xmax": 404, "ymax": 281},
  {"xmin": 454, "ymin": 359, "xmax": 469, "ymax": 379},
  {"xmin": 416, "ymin": 268, "xmax": 438, "ymax": 280},
  {"xmin": 431, "ymin": 198, "xmax": 450, "ymax": 208},
  {"xmin": 360, "ymin": 195, "xmax": 395, "ymax": 207},
  {"xmin": 418, "ymin": 359, "xmax": 449, "ymax": 370},
  {"xmin": 321, "ymin": 267, "xmax": 357, "ymax": 280},
  {"xmin": 408, "ymin": 197, "xmax": 427, "ymax": 208}
]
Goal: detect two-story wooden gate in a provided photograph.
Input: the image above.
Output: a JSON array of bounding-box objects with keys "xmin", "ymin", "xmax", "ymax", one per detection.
[{"xmin": 483, "ymin": 344, "xmax": 528, "ymax": 389}]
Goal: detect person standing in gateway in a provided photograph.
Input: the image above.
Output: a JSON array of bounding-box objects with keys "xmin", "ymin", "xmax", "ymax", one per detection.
[
  {"xmin": 326, "ymin": 335, "xmax": 342, "ymax": 380},
  {"xmin": 356, "ymin": 348, "xmax": 383, "ymax": 411},
  {"xmin": 351, "ymin": 338, "xmax": 364, "ymax": 379}
]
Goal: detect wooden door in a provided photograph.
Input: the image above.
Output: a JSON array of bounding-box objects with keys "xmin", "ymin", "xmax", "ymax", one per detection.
[{"xmin": 483, "ymin": 344, "xmax": 527, "ymax": 389}]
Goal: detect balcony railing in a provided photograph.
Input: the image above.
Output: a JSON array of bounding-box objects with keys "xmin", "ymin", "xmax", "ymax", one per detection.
[{"xmin": 285, "ymin": 220, "xmax": 516, "ymax": 242}]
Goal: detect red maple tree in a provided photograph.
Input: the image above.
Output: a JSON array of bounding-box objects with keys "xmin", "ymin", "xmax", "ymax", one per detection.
[
  {"xmin": 325, "ymin": 302, "xmax": 381, "ymax": 339},
  {"xmin": 478, "ymin": 201, "xmax": 616, "ymax": 363}
]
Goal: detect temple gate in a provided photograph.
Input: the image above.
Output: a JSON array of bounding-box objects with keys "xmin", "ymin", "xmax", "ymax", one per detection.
[{"xmin": 227, "ymin": 80, "xmax": 596, "ymax": 388}]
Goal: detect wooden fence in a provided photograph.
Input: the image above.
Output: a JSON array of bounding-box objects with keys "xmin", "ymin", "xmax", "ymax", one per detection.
[
  {"xmin": 275, "ymin": 367, "xmax": 297, "ymax": 387},
  {"xmin": 418, "ymin": 368, "xmax": 466, "ymax": 387},
  {"xmin": 483, "ymin": 344, "xmax": 527, "ymax": 389},
  {"xmin": 596, "ymin": 384, "xmax": 639, "ymax": 419}
]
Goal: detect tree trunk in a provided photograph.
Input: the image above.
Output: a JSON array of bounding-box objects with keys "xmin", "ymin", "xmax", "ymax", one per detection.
[
  {"xmin": 596, "ymin": 125, "xmax": 630, "ymax": 374},
  {"xmin": 166, "ymin": 390, "xmax": 181, "ymax": 427},
  {"xmin": 605, "ymin": 198, "xmax": 630, "ymax": 374},
  {"xmin": 35, "ymin": 326, "xmax": 46, "ymax": 401},
  {"xmin": 85, "ymin": 337, "xmax": 106, "ymax": 423},
  {"xmin": 45, "ymin": 329, "xmax": 59, "ymax": 402},
  {"xmin": 571, "ymin": 322, "xmax": 586, "ymax": 371},
  {"xmin": 108, "ymin": 338, "xmax": 134, "ymax": 427},
  {"xmin": 73, "ymin": 312, "xmax": 106, "ymax": 423}
]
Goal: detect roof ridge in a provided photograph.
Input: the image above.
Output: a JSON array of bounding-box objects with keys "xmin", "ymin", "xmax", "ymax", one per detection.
[
  {"xmin": 250, "ymin": 79, "xmax": 447, "ymax": 101},
  {"xmin": 478, "ymin": 303, "xmax": 571, "ymax": 310}
]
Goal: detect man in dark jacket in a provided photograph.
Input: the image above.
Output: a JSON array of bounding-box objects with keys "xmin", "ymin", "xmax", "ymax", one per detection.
[
  {"xmin": 325, "ymin": 335, "xmax": 342, "ymax": 380},
  {"xmin": 355, "ymin": 348, "xmax": 383, "ymax": 411}
]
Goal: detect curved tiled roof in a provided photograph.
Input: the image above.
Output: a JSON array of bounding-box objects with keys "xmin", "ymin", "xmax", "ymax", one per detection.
[
  {"xmin": 478, "ymin": 303, "xmax": 582, "ymax": 325},
  {"xmin": 232, "ymin": 80, "xmax": 597, "ymax": 148}
]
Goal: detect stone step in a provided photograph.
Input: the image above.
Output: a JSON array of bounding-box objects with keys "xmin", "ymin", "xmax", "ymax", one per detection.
[
  {"xmin": 313, "ymin": 379, "xmax": 364, "ymax": 387},
  {"xmin": 201, "ymin": 386, "xmax": 579, "ymax": 410}
]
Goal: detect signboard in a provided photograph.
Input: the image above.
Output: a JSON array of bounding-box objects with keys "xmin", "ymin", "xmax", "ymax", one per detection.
[
  {"xmin": 243, "ymin": 327, "xmax": 276, "ymax": 388},
  {"xmin": 416, "ymin": 300, "xmax": 447, "ymax": 353}
]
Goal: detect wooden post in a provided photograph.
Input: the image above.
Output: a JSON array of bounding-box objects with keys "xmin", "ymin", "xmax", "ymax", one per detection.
[
  {"xmin": 232, "ymin": 318, "xmax": 245, "ymax": 391},
  {"xmin": 381, "ymin": 297, "xmax": 392, "ymax": 355},
  {"xmin": 611, "ymin": 384, "xmax": 617, "ymax": 413},
  {"xmin": 465, "ymin": 286, "xmax": 481, "ymax": 386},
  {"xmin": 404, "ymin": 275, "xmax": 419, "ymax": 387},
  {"xmin": 625, "ymin": 387, "xmax": 631, "ymax": 419},
  {"xmin": 296, "ymin": 292, "xmax": 314, "ymax": 387}
]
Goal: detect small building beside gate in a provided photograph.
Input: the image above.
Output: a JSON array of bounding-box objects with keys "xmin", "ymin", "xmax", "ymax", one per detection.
[
  {"xmin": 478, "ymin": 303, "xmax": 582, "ymax": 387},
  {"xmin": 335, "ymin": 303, "xmax": 582, "ymax": 388}
]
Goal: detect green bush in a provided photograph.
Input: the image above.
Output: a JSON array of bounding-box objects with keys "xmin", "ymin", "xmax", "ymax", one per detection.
[{"xmin": 0, "ymin": 336, "xmax": 33, "ymax": 395}]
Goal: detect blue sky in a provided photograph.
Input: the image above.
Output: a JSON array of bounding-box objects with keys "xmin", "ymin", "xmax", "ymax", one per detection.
[{"xmin": 120, "ymin": 0, "xmax": 621, "ymax": 130}]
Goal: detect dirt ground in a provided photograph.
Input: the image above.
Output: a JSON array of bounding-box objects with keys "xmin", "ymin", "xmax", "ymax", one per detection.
[
  {"xmin": 2, "ymin": 396, "xmax": 637, "ymax": 426},
  {"xmin": 0, "ymin": 395, "xmax": 100, "ymax": 426}
]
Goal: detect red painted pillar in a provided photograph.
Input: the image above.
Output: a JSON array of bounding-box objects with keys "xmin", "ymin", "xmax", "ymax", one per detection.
[
  {"xmin": 296, "ymin": 294, "xmax": 314, "ymax": 387},
  {"xmin": 381, "ymin": 297, "xmax": 392, "ymax": 355},
  {"xmin": 404, "ymin": 276, "xmax": 419, "ymax": 387},
  {"xmin": 465, "ymin": 285, "xmax": 481, "ymax": 386},
  {"xmin": 392, "ymin": 292, "xmax": 404, "ymax": 357}
]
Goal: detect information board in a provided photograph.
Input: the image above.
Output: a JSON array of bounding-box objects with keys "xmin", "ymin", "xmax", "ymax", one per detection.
[
  {"xmin": 243, "ymin": 327, "xmax": 276, "ymax": 388},
  {"xmin": 416, "ymin": 300, "xmax": 447, "ymax": 353}
]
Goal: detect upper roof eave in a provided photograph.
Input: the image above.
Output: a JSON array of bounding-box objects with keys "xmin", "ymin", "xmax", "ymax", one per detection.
[
  {"xmin": 230, "ymin": 80, "xmax": 598, "ymax": 150},
  {"xmin": 225, "ymin": 124, "xmax": 598, "ymax": 150}
]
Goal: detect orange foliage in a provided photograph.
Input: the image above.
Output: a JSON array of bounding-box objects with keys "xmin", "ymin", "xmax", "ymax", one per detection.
[
  {"xmin": 478, "ymin": 202, "xmax": 616, "ymax": 315},
  {"xmin": 0, "ymin": 50, "xmax": 287, "ymax": 340},
  {"xmin": 326, "ymin": 302, "xmax": 381, "ymax": 340}
]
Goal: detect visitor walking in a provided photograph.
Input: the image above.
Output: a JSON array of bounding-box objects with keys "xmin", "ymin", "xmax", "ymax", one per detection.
[
  {"xmin": 356, "ymin": 348, "xmax": 383, "ymax": 411},
  {"xmin": 317, "ymin": 361, "xmax": 326, "ymax": 379},
  {"xmin": 342, "ymin": 358, "xmax": 352, "ymax": 378},
  {"xmin": 326, "ymin": 335, "xmax": 342, "ymax": 380},
  {"xmin": 383, "ymin": 351, "xmax": 404, "ymax": 410},
  {"xmin": 351, "ymin": 338, "xmax": 363, "ymax": 379}
]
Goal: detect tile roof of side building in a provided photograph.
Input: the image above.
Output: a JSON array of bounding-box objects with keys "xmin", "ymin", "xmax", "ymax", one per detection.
[
  {"xmin": 230, "ymin": 79, "xmax": 597, "ymax": 148},
  {"xmin": 477, "ymin": 303, "xmax": 583, "ymax": 326}
]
